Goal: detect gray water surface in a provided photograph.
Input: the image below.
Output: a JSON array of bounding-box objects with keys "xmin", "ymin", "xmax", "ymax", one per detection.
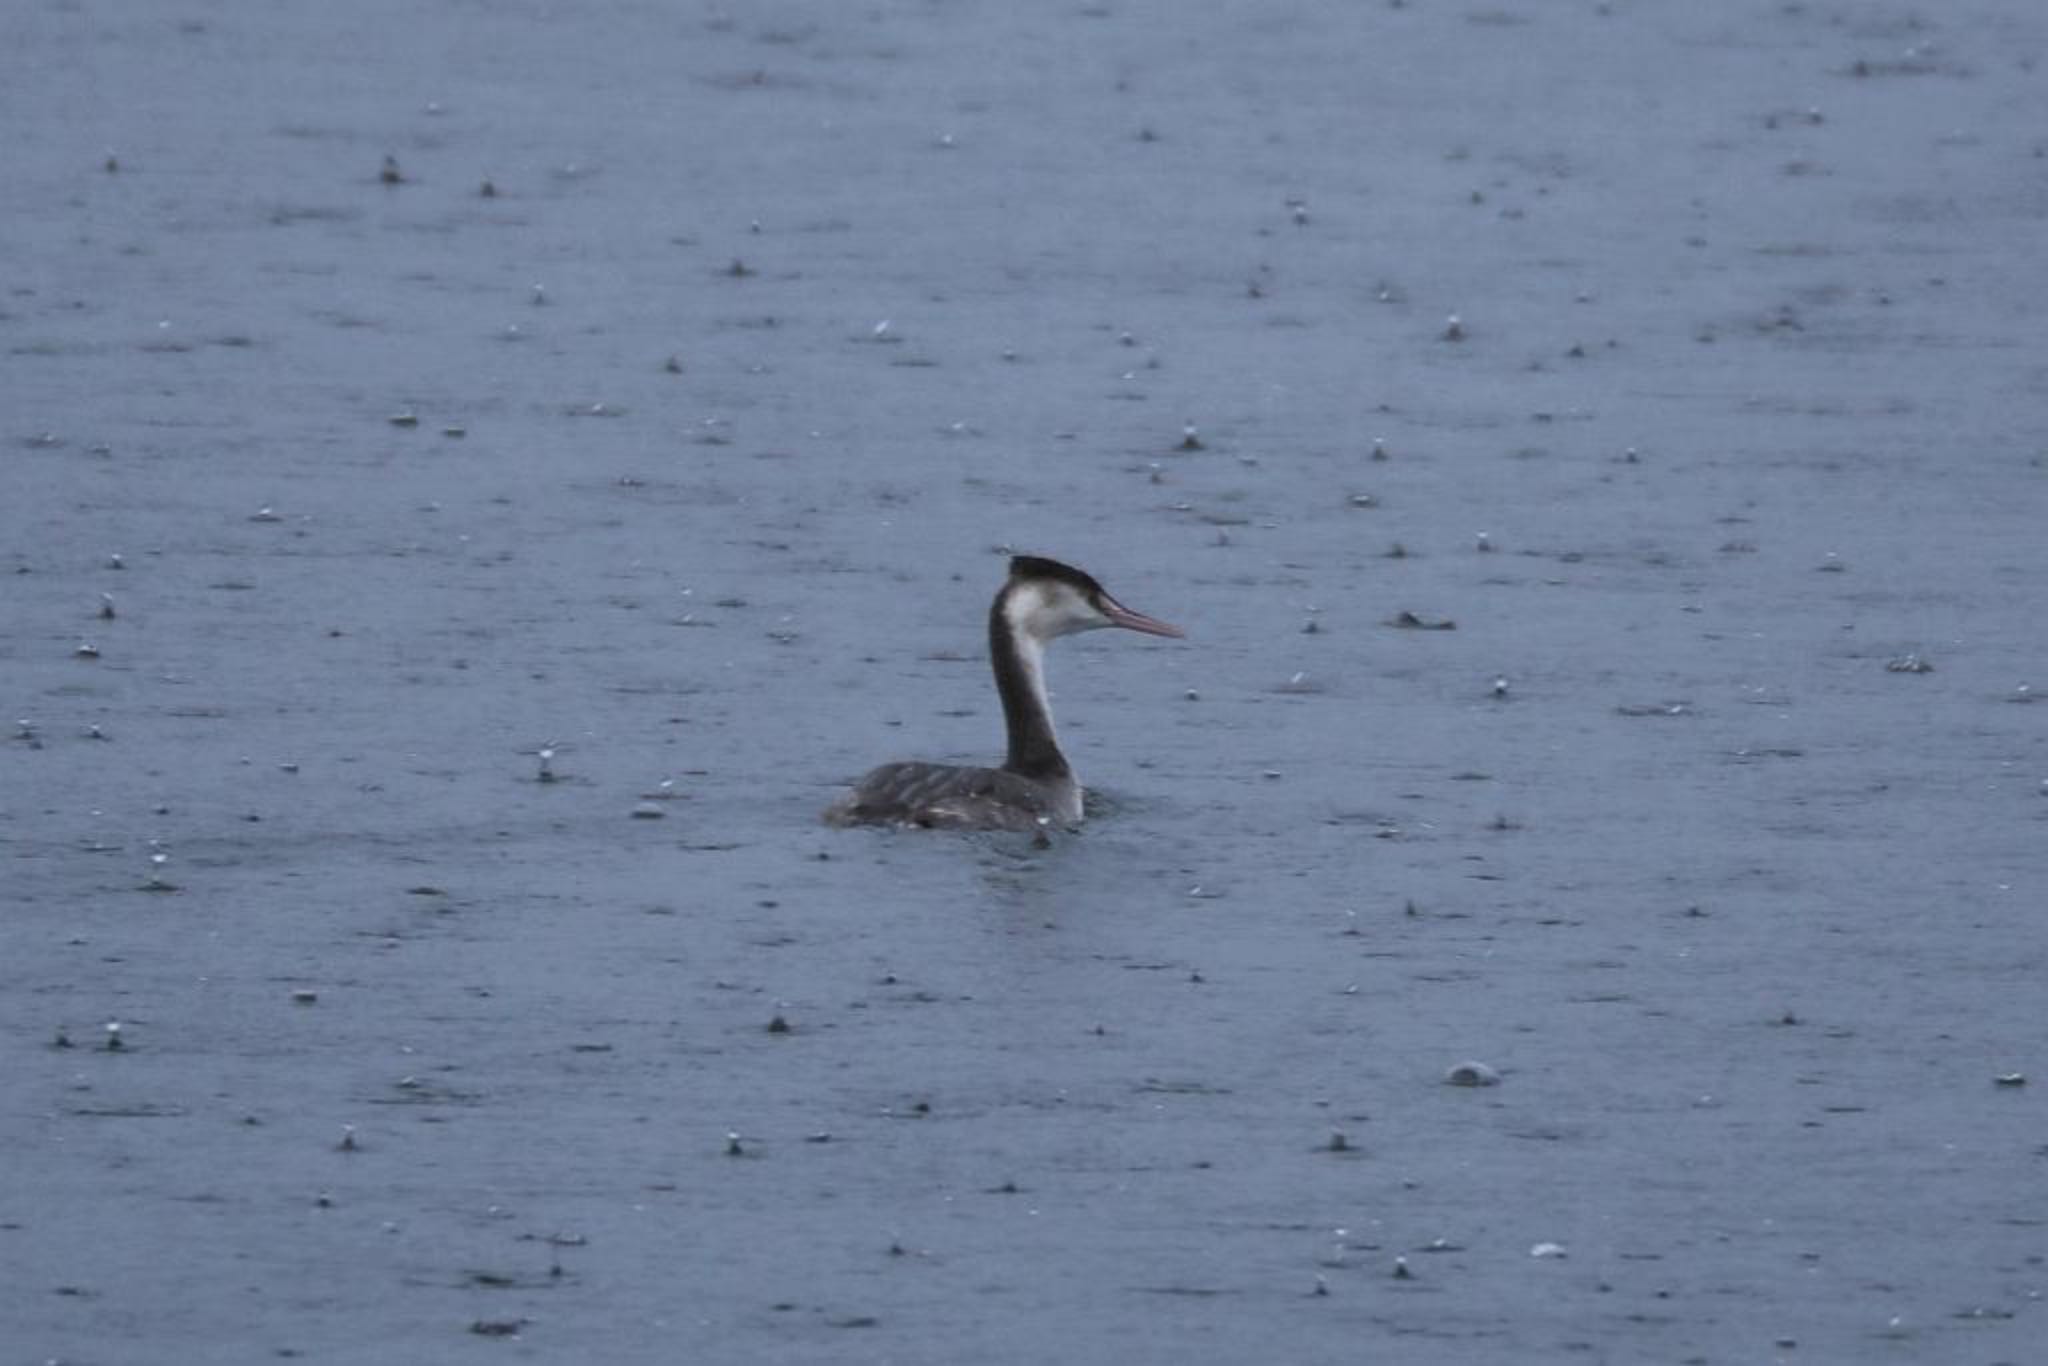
[{"xmin": 5, "ymin": 2, "xmax": 2044, "ymax": 1361}]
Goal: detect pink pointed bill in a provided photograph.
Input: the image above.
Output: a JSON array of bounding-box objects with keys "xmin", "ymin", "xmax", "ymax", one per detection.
[{"xmin": 1100, "ymin": 595, "xmax": 1185, "ymax": 638}]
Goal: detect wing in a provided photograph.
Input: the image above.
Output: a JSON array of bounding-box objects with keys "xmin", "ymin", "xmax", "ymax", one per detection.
[{"xmin": 823, "ymin": 762, "xmax": 1054, "ymax": 831}]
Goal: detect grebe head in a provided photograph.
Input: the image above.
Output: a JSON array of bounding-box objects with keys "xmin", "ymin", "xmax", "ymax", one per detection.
[{"xmin": 1003, "ymin": 556, "xmax": 1185, "ymax": 642}]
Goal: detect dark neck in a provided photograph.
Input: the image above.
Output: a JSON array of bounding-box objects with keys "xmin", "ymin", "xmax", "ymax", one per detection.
[{"xmin": 989, "ymin": 593, "xmax": 1068, "ymax": 779}]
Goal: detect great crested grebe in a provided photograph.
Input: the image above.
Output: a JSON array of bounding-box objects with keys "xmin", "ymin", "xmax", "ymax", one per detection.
[{"xmin": 824, "ymin": 556, "xmax": 1184, "ymax": 831}]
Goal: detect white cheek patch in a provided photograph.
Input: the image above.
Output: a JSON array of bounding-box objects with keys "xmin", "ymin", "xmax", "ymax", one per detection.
[
  {"xmin": 1003, "ymin": 584, "xmax": 1048, "ymax": 638},
  {"xmin": 1008, "ymin": 582, "xmax": 1102, "ymax": 639},
  {"xmin": 1051, "ymin": 588, "xmax": 1109, "ymax": 635}
]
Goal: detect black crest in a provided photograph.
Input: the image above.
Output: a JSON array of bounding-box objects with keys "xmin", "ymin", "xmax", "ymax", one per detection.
[{"xmin": 1008, "ymin": 555, "xmax": 1103, "ymax": 597}]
